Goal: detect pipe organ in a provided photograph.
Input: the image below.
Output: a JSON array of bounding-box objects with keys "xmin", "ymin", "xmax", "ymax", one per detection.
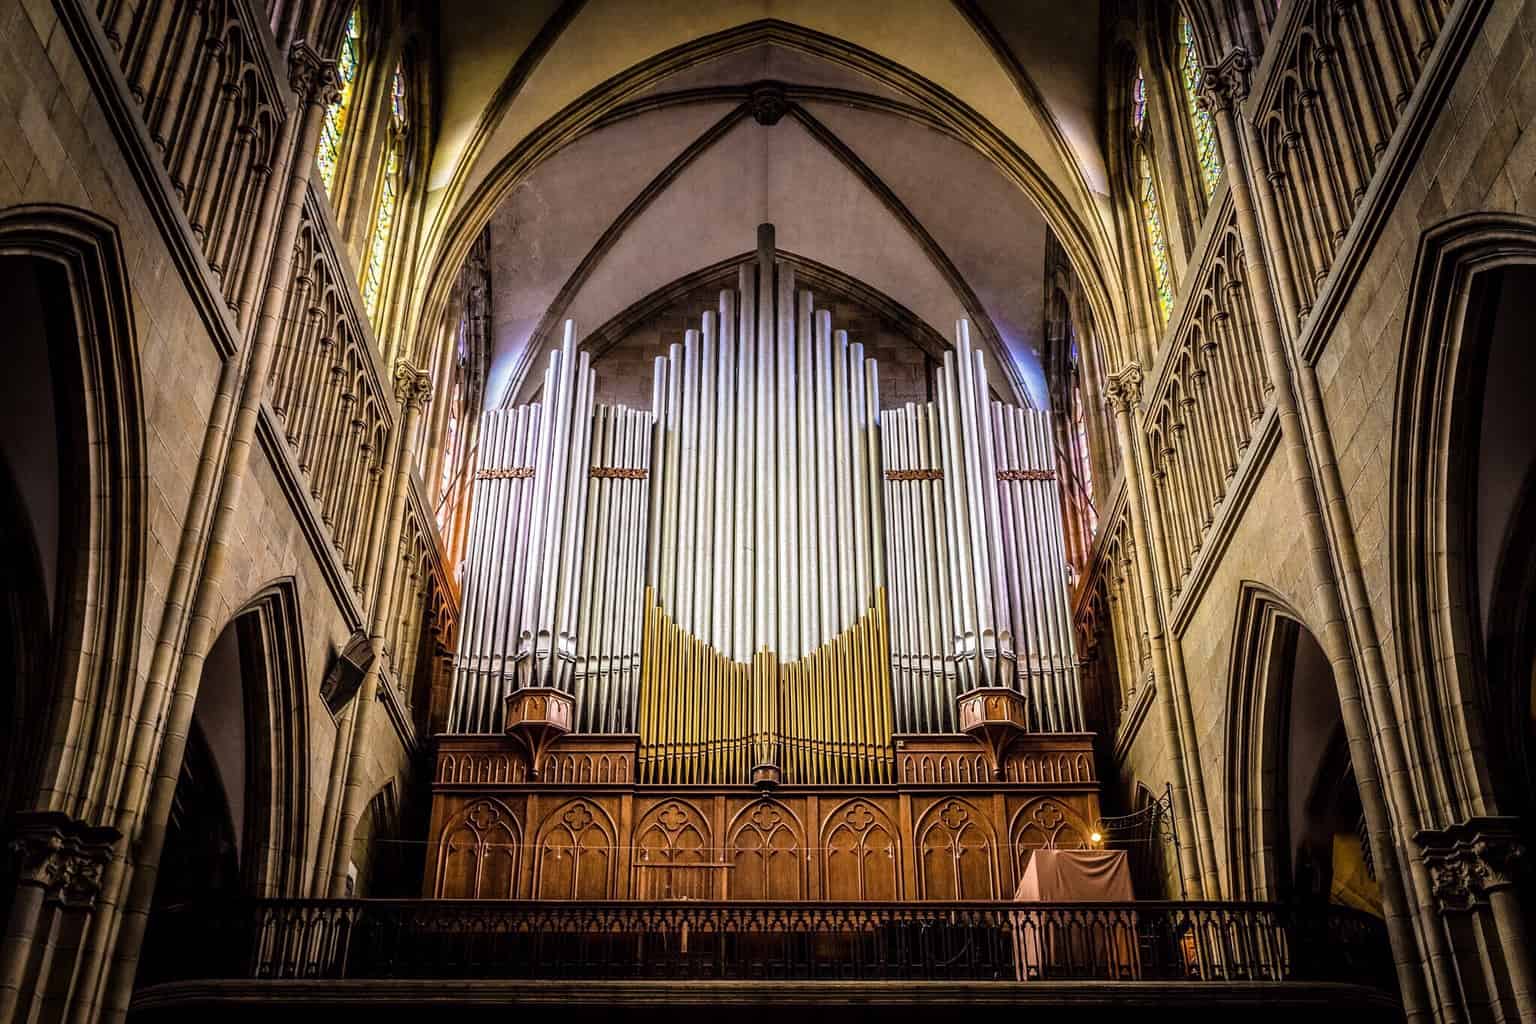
[{"xmin": 431, "ymin": 226, "xmax": 1099, "ymax": 901}]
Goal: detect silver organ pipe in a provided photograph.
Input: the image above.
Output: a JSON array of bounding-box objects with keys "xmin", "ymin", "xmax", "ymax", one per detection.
[{"xmin": 448, "ymin": 226, "xmax": 1084, "ymax": 761}]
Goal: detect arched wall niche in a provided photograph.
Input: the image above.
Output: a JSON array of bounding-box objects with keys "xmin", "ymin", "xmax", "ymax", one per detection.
[
  {"xmin": 820, "ymin": 798, "xmax": 899, "ymax": 901},
  {"xmin": 1391, "ymin": 214, "xmax": 1536, "ymax": 829},
  {"xmin": 0, "ymin": 206, "xmax": 145, "ymax": 826},
  {"xmin": 728, "ymin": 798, "xmax": 805, "ymax": 899},
  {"xmin": 1009, "ymin": 796, "xmax": 1092, "ymax": 881},
  {"xmin": 914, "ymin": 797, "xmax": 997, "ymax": 900},
  {"xmin": 533, "ymin": 798, "xmax": 617, "ymax": 899}
]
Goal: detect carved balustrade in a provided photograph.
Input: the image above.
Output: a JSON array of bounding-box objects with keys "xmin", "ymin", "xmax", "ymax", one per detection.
[
  {"xmin": 1250, "ymin": 0, "xmax": 1452, "ymax": 316},
  {"xmin": 99, "ymin": 0, "xmax": 289, "ymax": 316},
  {"xmin": 1077, "ymin": 504, "xmax": 1153, "ymax": 736},
  {"xmin": 1139, "ymin": 206, "xmax": 1272, "ymax": 588},
  {"xmin": 86, "ymin": 0, "xmax": 458, "ymax": 730}
]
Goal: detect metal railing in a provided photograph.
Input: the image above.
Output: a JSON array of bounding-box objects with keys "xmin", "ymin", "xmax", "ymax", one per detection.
[{"xmin": 139, "ymin": 899, "xmax": 1394, "ymax": 990}]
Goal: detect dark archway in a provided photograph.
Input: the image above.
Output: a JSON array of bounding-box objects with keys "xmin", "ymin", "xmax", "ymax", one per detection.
[
  {"xmin": 0, "ymin": 208, "xmax": 145, "ymax": 827},
  {"xmin": 1461, "ymin": 265, "xmax": 1536, "ymax": 833},
  {"xmin": 139, "ymin": 583, "xmax": 310, "ymax": 984},
  {"xmin": 1225, "ymin": 585, "xmax": 1379, "ymax": 914},
  {"xmin": 1392, "ymin": 215, "xmax": 1536, "ymax": 829}
]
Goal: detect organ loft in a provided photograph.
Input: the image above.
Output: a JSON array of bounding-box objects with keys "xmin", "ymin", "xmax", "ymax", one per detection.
[{"xmin": 433, "ymin": 227, "xmax": 1100, "ymax": 901}]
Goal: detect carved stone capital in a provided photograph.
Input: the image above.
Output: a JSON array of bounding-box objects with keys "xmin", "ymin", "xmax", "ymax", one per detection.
[
  {"xmin": 1416, "ymin": 817, "xmax": 1527, "ymax": 911},
  {"xmin": 8, "ymin": 812, "xmax": 120, "ymax": 909},
  {"xmin": 1199, "ymin": 48, "xmax": 1253, "ymax": 114},
  {"xmin": 393, "ymin": 360, "xmax": 434, "ymax": 410},
  {"xmin": 750, "ymin": 82, "xmax": 789, "ymax": 126},
  {"xmin": 1105, "ymin": 364, "xmax": 1144, "ymax": 413},
  {"xmin": 288, "ymin": 41, "xmax": 341, "ymax": 108}
]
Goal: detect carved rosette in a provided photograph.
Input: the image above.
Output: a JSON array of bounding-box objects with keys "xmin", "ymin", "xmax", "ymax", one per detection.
[
  {"xmin": 1105, "ymin": 364, "xmax": 1144, "ymax": 414},
  {"xmin": 287, "ymin": 41, "xmax": 341, "ymax": 109},
  {"xmin": 393, "ymin": 360, "xmax": 434, "ymax": 411},
  {"xmin": 1417, "ymin": 817, "xmax": 1527, "ymax": 913},
  {"xmin": 750, "ymin": 82, "xmax": 789, "ymax": 126},
  {"xmin": 9, "ymin": 812, "xmax": 120, "ymax": 909}
]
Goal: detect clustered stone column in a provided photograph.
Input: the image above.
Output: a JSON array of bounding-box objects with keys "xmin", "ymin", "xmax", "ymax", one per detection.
[
  {"xmin": 327, "ymin": 360, "xmax": 434, "ymax": 896},
  {"xmin": 1418, "ymin": 819, "xmax": 1533, "ymax": 1022},
  {"xmin": 1103, "ymin": 364, "xmax": 1204, "ymax": 898},
  {"xmin": 0, "ymin": 814, "xmax": 119, "ymax": 1021}
]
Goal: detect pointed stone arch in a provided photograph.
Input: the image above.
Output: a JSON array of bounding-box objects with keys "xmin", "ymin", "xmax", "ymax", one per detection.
[
  {"xmin": 1223, "ymin": 581, "xmax": 1309, "ymax": 900},
  {"xmin": 1390, "ymin": 213, "xmax": 1536, "ymax": 826},
  {"xmin": 0, "ymin": 205, "xmax": 146, "ymax": 823}
]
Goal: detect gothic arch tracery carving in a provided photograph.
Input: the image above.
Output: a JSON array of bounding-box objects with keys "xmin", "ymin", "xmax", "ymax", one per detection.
[{"xmin": 436, "ymin": 798, "xmax": 521, "ymax": 899}]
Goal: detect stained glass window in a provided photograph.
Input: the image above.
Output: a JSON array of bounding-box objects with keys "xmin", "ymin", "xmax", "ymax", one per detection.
[
  {"xmin": 1178, "ymin": 15, "xmax": 1222, "ymax": 197},
  {"xmin": 1138, "ymin": 150, "xmax": 1173, "ymax": 323},
  {"xmin": 362, "ymin": 64, "xmax": 407, "ymax": 317},
  {"xmin": 1131, "ymin": 68, "xmax": 1147, "ymax": 132},
  {"xmin": 316, "ymin": 8, "xmax": 360, "ymax": 195}
]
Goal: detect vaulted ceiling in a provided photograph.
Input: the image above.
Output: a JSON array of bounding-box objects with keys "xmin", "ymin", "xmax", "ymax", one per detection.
[{"xmin": 419, "ymin": 0, "xmax": 1115, "ymax": 411}]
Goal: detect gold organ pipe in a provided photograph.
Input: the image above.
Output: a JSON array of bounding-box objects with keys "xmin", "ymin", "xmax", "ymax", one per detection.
[{"xmin": 638, "ymin": 592, "xmax": 895, "ymax": 785}]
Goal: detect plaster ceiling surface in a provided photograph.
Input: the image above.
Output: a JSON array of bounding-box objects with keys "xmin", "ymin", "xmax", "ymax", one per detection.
[
  {"xmin": 802, "ymin": 101, "xmax": 1052, "ymax": 406},
  {"xmin": 481, "ymin": 101, "xmax": 737, "ymax": 406},
  {"xmin": 972, "ymin": 0, "xmax": 1107, "ymax": 197},
  {"xmin": 423, "ymin": 0, "xmax": 1104, "ymax": 255},
  {"xmin": 622, "ymin": 41, "xmax": 911, "ymax": 104},
  {"xmin": 509, "ymin": 113, "xmax": 977, "ymax": 405},
  {"xmin": 430, "ymin": 0, "xmax": 564, "ymax": 191}
]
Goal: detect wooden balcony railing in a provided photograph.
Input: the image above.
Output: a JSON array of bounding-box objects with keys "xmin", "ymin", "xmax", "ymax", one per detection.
[{"xmin": 137, "ymin": 898, "xmax": 1395, "ymax": 990}]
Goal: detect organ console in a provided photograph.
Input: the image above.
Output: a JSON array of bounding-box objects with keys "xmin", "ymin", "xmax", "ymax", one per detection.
[{"xmin": 428, "ymin": 226, "xmax": 1101, "ymax": 901}]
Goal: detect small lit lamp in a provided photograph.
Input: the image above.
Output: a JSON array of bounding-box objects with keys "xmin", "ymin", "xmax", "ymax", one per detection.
[{"xmin": 1090, "ymin": 830, "xmax": 1104, "ymax": 845}]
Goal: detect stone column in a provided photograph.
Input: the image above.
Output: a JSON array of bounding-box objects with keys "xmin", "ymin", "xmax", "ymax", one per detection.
[
  {"xmin": 94, "ymin": 42, "xmax": 342, "ymax": 1024},
  {"xmin": 1200, "ymin": 47, "xmax": 1434, "ymax": 1022},
  {"xmin": 1419, "ymin": 819, "xmax": 1534, "ymax": 1023},
  {"xmin": 0, "ymin": 814, "xmax": 118, "ymax": 1022},
  {"xmin": 327, "ymin": 361, "xmax": 433, "ymax": 896},
  {"xmin": 1104, "ymin": 364, "xmax": 1204, "ymax": 897}
]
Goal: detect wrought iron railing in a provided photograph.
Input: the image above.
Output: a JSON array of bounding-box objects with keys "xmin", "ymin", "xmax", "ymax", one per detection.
[{"xmin": 139, "ymin": 899, "xmax": 1394, "ymax": 990}]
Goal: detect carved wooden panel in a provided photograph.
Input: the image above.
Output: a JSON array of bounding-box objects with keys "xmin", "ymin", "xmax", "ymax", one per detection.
[
  {"xmin": 1005, "ymin": 749, "xmax": 1095, "ymax": 784},
  {"xmin": 728, "ymin": 799, "xmax": 805, "ymax": 899},
  {"xmin": 915, "ymin": 798, "xmax": 997, "ymax": 899},
  {"xmin": 438, "ymin": 750, "xmax": 525, "ymax": 785},
  {"xmin": 435, "ymin": 798, "xmax": 520, "ymax": 898},
  {"xmin": 429, "ymin": 736, "xmax": 1101, "ymax": 900},
  {"xmin": 540, "ymin": 749, "xmax": 633, "ymax": 784},
  {"xmin": 534, "ymin": 799, "xmax": 616, "ymax": 899},
  {"xmin": 895, "ymin": 734, "xmax": 1095, "ymax": 786},
  {"xmin": 822, "ymin": 798, "xmax": 898, "ymax": 901},
  {"xmin": 632, "ymin": 799, "xmax": 715, "ymax": 899},
  {"xmin": 1010, "ymin": 797, "xmax": 1092, "ymax": 877}
]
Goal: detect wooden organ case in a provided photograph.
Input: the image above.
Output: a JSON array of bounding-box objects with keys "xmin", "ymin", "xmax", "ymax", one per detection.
[{"xmin": 428, "ymin": 227, "xmax": 1100, "ymax": 902}]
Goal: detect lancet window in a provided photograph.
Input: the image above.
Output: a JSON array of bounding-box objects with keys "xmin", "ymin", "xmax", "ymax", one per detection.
[
  {"xmin": 1131, "ymin": 67, "xmax": 1174, "ymax": 326},
  {"xmin": 316, "ymin": 8, "xmax": 360, "ymax": 195},
  {"xmin": 362, "ymin": 62, "xmax": 407, "ymax": 317},
  {"xmin": 1177, "ymin": 14, "xmax": 1222, "ymax": 198}
]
